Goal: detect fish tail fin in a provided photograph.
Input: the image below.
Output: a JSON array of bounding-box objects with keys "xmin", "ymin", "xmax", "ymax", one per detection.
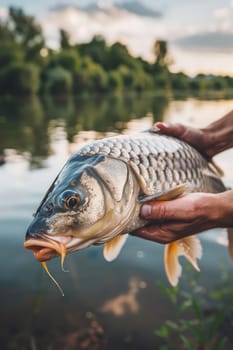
[
  {"xmin": 227, "ymin": 228, "xmax": 233, "ymax": 261},
  {"xmin": 164, "ymin": 236, "xmax": 202, "ymax": 286}
]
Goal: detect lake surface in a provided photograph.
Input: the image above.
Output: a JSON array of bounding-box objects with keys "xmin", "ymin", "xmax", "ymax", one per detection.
[{"xmin": 0, "ymin": 95, "xmax": 233, "ymax": 349}]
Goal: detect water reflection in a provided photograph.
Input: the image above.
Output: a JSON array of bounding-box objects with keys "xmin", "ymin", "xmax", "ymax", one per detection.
[
  {"xmin": 0, "ymin": 94, "xmax": 169, "ymax": 167},
  {"xmin": 0, "ymin": 95, "xmax": 233, "ymax": 350},
  {"xmin": 0, "ymin": 97, "xmax": 48, "ymax": 164},
  {"xmin": 101, "ymin": 277, "xmax": 147, "ymax": 316}
]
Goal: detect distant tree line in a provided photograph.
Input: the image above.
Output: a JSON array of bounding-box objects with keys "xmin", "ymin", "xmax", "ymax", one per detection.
[{"xmin": 0, "ymin": 6, "xmax": 232, "ymax": 96}]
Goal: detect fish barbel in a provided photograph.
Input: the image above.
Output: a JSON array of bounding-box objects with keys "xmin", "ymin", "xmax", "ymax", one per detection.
[{"xmin": 24, "ymin": 129, "xmax": 230, "ymax": 287}]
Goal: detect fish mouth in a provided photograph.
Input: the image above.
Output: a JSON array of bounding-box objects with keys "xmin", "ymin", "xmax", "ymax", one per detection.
[{"xmin": 24, "ymin": 235, "xmax": 69, "ymax": 263}]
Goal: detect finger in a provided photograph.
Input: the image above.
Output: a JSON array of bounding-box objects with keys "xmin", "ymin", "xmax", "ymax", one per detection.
[
  {"xmin": 155, "ymin": 122, "xmax": 205, "ymax": 153},
  {"xmin": 155, "ymin": 122, "xmax": 187, "ymax": 138},
  {"xmin": 140, "ymin": 196, "xmax": 197, "ymax": 222},
  {"xmin": 132, "ymin": 222, "xmax": 192, "ymax": 243},
  {"xmin": 132, "ymin": 225, "xmax": 177, "ymax": 244},
  {"xmin": 132, "ymin": 220, "xmax": 199, "ymax": 244}
]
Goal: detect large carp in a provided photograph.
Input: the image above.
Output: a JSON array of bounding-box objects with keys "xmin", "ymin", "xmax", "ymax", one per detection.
[{"xmin": 24, "ymin": 129, "xmax": 228, "ymax": 286}]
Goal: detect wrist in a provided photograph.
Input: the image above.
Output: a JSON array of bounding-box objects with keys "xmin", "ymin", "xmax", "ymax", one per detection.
[
  {"xmin": 209, "ymin": 191, "xmax": 233, "ymax": 227},
  {"xmin": 201, "ymin": 111, "xmax": 233, "ymax": 157}
]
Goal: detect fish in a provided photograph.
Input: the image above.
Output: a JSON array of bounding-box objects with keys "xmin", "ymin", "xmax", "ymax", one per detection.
[{"xmin": 24, "ymin": 129, "xmax": 229, "ymax": 288}]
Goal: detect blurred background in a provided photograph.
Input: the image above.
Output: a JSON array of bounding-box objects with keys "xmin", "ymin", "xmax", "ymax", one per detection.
[{"xmin": 0, "ymin": 1, "xmax": 233, "ymax": 349}]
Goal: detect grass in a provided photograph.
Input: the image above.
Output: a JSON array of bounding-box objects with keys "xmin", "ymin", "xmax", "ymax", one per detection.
[{"xmin": 155, "ymin": 266, "xmax": 233, "ymax": 350}]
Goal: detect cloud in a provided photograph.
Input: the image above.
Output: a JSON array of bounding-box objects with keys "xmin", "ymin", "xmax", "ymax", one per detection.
[
  {"xmin": 50, "ymin": 1, "xmax": 162, "ymax": 19},
  {"xmin": 213, "ymin": 7, "xmax": 228, "ymax": 19},
  {"xmin": 41, "ymin": 5, "xmax": 166, "ymax": 57},
  {"xmin": 0, "ymin": 7, "xmax": 8, "ymax": 20},
  {"xmin": 173, "ymin": 31, "xmax": 233, "ymax": 52},
  {"xmin": 117, "ymin": 1, "xmax": 161, "ymax": 18}
]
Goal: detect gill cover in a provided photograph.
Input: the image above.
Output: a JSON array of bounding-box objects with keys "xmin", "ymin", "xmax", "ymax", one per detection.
[{"xmin": 93, "ymin": 156, "xmax": 129, "ymax": 202}]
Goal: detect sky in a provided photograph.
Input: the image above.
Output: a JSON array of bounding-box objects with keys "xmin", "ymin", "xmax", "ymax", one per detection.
[{"xmin": 1, "ymin": 0, "xmax": 233, "ymax": 76}]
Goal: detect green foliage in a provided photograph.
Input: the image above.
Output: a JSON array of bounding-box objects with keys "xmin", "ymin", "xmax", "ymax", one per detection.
[
  {"xmin": 170, "ymin": 72, "xmax": 189, "ymax": 91},
  {"xmin": 43, "ymin": 66, "xmax": 72, "ymax": 95},
  {"xmin": 153, "ymin": 40, "xmax": 172, "ymax": 67},
  {"xmin": 133, "ymin": 69, "xmax": 154, "ymax": 92},
  {"xmin": 0, "ymin": 43, "xmax": 23, "ymax": 68},
  {"xmin": 72, "ymin": 70, "xmax": 89, "ymax": 94},
  {"xmin": 47, "ymin": 49, "xmax": 81, "ymax": 72},
  {"xmin": 8, "ymin": 6, "xmax": 45, "ymax": 62},
  {"xmin": 207, "ymin": 77, "xmax": 228, "ymax": 91},
  {"xmin": 106, "ymin": 42, "xmax": 140, "ymax": 71},
  {"xmin": 86, "ymin": 63, "xmax": 108, "ymax": 93},
  {"xmin": 118, "ymin": 65, "xmax": 135, "ymax": 89},
  {"xmin": 77, "ymin": 35, "xmax": 108, "ymax": 67},
  {"xmin": 60, "ymin": 29, "xmax": 71, "ymax": 50},
  {"xmin": 107, "ymin": 70, "xmax": 123, "ymax": 92},
  {"xmin": 0, "ymin": 6, "xmax": 232, "ymax": 96},
  {"xmin": 0, "ymin": 63, "xmax": 39, "ymax": 95},
  {"xmin": 154, "ymin": 72, "xmax": 171, "ymax": 91},
  {"xmin": 156, "ymin": 268, "xmax": 233, "ymax": 350},
  {"xmin": 0, "ymin": 20, "xmax": 14, "ymax": 43}
]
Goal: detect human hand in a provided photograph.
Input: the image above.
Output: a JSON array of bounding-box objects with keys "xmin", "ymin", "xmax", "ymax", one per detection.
[
  {"xmin": 132, "ymin": 191, "xmax": 233, "ymax": 244},
  {"xmin": 154, "ymin": 122, "xmax": 214, "ymax": 159},
  {"xmin": 155, "ymin": 109, "xmax": 233, "ymax": 158}
]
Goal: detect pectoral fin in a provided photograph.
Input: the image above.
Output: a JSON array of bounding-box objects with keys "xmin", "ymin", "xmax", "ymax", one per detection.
[
  {"xmin": 139, "ymin": 184, "xmax": 192, "ymax": 203},
  {"xmin": 227, "ymin": 228, "xmax": 233, "ymax": 261},
  {"xmin": 209, "ymin": 160, "xmax": 224, "ymax": 177},
  {"xmin": 103, "ymin": 234, "xmax": 128, "ymax": 262},
  {"xmin": 164, "ymin": 236, "xmax": 202, "ymax": 286}
]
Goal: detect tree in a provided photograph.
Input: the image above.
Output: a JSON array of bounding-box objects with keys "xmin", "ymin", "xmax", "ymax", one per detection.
[
  {"xmin": 0, "ymin": 20, "xmax": 14, "ymax": 43},
  {"xmin": 170, "ymin": 72, "xmax": 189, "ymax": 91},
  {"xmin": 77, "ymin": 35, "xmax": 108, "ymax": 67},
  {"xmin": 60, "ymin": 29, "xmax": 71, "ymax": 50},
  {"xmin": 0, "ymin": 43, "xmax": 23, "ymax": 69},
  {"xmin": 87, "ymin": 63, "xmax": 108, "ymax": 93},
  {"xmin": 106, "ymin": 42, "xmax": 140, "ymax": 70},
  {"xmin": 153, "ymin": 40, "xmax": 171, "ymax": 67},
  {"xmin": 47, "ymin": 50, "xmax": 81, "ymax": 72},
  {"xmin": 118, "ymin": 65, "xmax": 135, "ymax": 89},
  {"xmin": 0, "ymin": 63, "xmax": 39, "ymax": 95},
  {"xmin": 107, "ymin": 70, "xmax": 123, "ymax": 92},
  {"xmin": 43, "ymin": 66, "xmax": 73, "ymax": 95},
  {"xmin": 9, "ymin": 6, "xmax": 45, "ymax": 62}
]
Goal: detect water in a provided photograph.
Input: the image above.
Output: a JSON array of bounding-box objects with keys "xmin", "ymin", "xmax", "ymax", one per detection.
[{"xmin": 0, "ymin": 95, "xmax": 233, "ymax": 349}]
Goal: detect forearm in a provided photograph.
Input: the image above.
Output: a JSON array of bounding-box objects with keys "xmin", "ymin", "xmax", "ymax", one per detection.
[
  {"xmin": 201, "ymin": 110, "xmax": 233, "ymax": 157},
  {"xmin": 211, "ymin": 190, "xmax": 233, "ymax": 227}
]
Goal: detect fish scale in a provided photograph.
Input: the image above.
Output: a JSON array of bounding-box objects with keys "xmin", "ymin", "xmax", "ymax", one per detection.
[
  {"xmin": 24, "ymin": 129, "xmax": 229, "ymax": 289},
  {"xmin": 79, "ymin": 131, "xmax": 225, "ymax": 195}
]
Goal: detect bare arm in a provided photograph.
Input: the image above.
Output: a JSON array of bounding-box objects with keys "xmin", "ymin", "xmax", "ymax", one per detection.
[{"xmin": 132, "ymin": 190, "xmax": 233, "ymax": 244}]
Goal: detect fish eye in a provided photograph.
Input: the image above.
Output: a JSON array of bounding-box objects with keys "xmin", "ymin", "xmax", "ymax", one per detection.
[
  {"xmin": 58, "ymin": 190, "xmax": 82, "ymax": 210},
  {"xmin": 65, "ymin": 195, "xmax": 80, "ymax": 210}
]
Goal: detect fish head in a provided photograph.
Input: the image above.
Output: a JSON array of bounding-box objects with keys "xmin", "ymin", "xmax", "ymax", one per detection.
[{"xmin": 24, "ymin": 154, "xmax": 137, "ymax": 262}]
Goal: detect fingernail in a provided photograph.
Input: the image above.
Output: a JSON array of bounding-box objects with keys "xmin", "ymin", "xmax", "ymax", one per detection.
[
  {"xmin": 141, "ymin": 204, "xmax": 152, "ymax": 217},
  {"xmin": 157, "ymin": 122, "xmax": 169, "ymax": 128}
]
